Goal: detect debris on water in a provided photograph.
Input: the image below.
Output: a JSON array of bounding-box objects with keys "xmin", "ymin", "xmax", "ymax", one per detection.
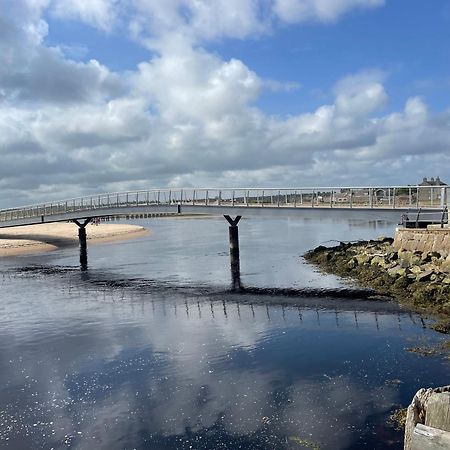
[
  {"xmin": 385, "ymin": 379, "xmax": 403, "ymax": 386},
  {"xmin": 431, "ymin": 319, "xmax": 450, "ymax": 335},
  {"xmin": 388, "ymin": 408, "xmax": 407, "ymax": 430},
  {"xmin": 406, "ymin": 346, "xmax": 439, "ymax": 356},
  {"xmin": 288, "ymin": 435, "xmax": 321, "ymax": 449}
]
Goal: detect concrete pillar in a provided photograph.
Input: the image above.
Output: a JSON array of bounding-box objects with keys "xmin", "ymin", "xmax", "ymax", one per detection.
[
  {"xmin": 78, "ymin": 226, "xmax": 87, "ymax": 269},
  {"xmin": 73, "ymin": 218, "xmax": 92, "ymax": 271},
  {"xmin": 224, "ymin": 215, "xmax": 242, "ymax": 291}
]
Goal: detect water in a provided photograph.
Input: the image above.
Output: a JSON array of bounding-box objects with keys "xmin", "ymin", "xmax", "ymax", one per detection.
[{"xmin": 0, "ymin": 217, "xmax": 448, "ymax": 450}]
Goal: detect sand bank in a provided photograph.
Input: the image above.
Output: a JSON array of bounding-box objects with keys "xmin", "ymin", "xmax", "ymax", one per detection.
[{"xmin": 0, "ymin": 222, "xmax": 149, "ymax": 257}]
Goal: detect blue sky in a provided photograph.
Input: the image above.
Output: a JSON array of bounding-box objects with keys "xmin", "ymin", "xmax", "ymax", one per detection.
[
  {"xmin": 44, "ymin": 0, "xmax": 450, "ymax": 115},
  {"xmin": 1, "ymin": 0, "xmax": 450, "ymax": 205}
]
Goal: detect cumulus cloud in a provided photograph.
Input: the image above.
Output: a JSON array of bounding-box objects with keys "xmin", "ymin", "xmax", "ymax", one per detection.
[
  {"xmin": 333, "ymin": 70, "xmax": 388, "ymax": 116},
  {"xmin": 1, "ymin": 0, "xmax": 450, "ymax": 207},
  {"xmin": 0, "ymin": 0, "xmax": 125, "ymax": 106},
  {"xmin": 133, "ymin": 48, "xmax": 261, "ymax": 122}
]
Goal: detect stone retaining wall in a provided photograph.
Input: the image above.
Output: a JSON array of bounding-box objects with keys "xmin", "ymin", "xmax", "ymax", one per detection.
[{"xmin": 394, "ymin": 229, "xmax": 450, "ymax": 258}]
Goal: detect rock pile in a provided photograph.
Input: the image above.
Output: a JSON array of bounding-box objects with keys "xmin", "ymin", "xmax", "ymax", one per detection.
[{"xmin": 304, "ymin": 237, "xmax": 450, "ymax": 318}]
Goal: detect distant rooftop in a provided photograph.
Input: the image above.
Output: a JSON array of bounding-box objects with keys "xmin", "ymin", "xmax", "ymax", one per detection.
[{"xmin": 419, "ymin": 177, "xmax": 447, "ymax": 186}]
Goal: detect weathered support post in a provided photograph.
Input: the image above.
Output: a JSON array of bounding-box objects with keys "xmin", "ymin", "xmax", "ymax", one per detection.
[
  {"xmin": 224, "ymin": 215, "xmax": 242, "ymax": 291},
  {"xmin": 73, "ymin": 218, "xmax": 92, "ymax": 271}
]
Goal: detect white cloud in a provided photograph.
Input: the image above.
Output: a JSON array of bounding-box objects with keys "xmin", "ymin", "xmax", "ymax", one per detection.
[
  {"xmin": 133, "ymin": 48, "xmax": 261, "ymax": 122},
  {"xmin": 50, "ymin": 0, "xmax": 120, "ymax": 31},
  {"xmin": 0, "ymin": 0, "xmax": 125, "ymax": 106},
  {"xmin": 273, "ymin": 0, "xmax": 385, "ymax": 24},
  {"xmin": 1, "ymin": 0, "xmax": 450, "ymax": 207},
  {"xmin": 263, "ymin": 79, "xmax": 302, "ymax": 92},
  {"xmin": 121, "ymin": 0, "xmax": 268, "ymax": 45},
  {"xmin": 333, "ymin": 70, "xmax": 388, "ymax": 116},
  {"xmin": 49, "ymin": 0, "xmax": 385, "ymax": 44}
]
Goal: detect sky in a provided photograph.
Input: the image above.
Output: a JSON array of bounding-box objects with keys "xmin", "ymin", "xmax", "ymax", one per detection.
[{"xmin": 1, "ymin": 0, "xmax": 450, "ymax": 207}]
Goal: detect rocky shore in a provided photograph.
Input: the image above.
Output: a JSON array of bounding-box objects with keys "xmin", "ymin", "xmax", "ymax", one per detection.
[{"xmin": 304, "ymin": 237, "xmax": 450, "ymax": 331}]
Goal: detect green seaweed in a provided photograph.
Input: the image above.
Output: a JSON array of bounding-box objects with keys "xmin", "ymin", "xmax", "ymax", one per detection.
[{"xmin": 288, "ymin": 436, "xmax": 321, "ymax": 449}]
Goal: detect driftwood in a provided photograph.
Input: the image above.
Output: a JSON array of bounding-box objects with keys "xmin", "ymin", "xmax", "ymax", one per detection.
[{"xmin": 404, "ymin": 386, "xmax": 450, "ymax": 450}]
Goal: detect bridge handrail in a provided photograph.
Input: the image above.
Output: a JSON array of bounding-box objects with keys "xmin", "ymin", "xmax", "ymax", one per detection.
[
  {"xmin": 0, "ymin": 185, "xmax": 436, "ymax": 211},
  {"xmin": 0, "ymin": 186, "xmax": 448, "ymax": 223}
]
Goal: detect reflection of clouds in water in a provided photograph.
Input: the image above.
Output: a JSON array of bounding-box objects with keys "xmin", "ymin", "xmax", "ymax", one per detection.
[
  {"xmin": 282, "ymin": 377, "xmax": 398, "ymax": 449},
  {"xmin": 146, "ymin": 369, "xmax": 279, "ymax": 437},
  {"xmin": 0, "ymin": 275, "xmax": 421, "ymax": 449},
  {"xmin": 62, "ymin": 368, "xmax": 398, "ymax": 450}
]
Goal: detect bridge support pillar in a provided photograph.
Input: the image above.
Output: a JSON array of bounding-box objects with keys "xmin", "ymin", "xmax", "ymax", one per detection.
[
  {"xmin": 224, "ymin": 215, "xmax": 242, "ymax": 291},
  {"xmin": 73, "ymin": 218, "xmax": 92, "ymax": 271}
]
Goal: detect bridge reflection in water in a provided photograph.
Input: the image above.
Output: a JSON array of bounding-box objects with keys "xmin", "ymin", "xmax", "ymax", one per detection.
[
  {"xmin": 2, "ymin": 264, "xmax": 442, "ymax": 450},
  {"xmin": 54, "ymin": 270, "xmax": 427, "ymax": 334}
]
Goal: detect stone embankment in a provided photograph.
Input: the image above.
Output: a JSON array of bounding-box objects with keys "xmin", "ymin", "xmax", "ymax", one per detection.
[
  {"xmin": 304, "ymin": 231, "xmax": 450, "ymax": 324},
  {"xmin": 395, "ymin": 228, "xmax": 450, "ymax": 258}
]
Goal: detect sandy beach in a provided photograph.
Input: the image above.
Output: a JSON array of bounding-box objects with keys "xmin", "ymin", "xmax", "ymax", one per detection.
[{"xmin": 0, "ymin": 222, "xmax": 149, "ymax": 257}]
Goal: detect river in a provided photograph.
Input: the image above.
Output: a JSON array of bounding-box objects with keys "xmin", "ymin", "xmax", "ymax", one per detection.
[{"xmin": 0, "ymin": 216, "xmax": 448, "ymax": 449}]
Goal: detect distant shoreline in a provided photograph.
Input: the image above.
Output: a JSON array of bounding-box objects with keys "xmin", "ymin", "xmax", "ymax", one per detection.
[{"xmin": 0, "ymin": 223, "xmax": 149, "ymax": 257}]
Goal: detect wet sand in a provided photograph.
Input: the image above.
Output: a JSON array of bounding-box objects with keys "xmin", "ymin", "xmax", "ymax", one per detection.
[{"xmin": 0, "ymin": 222, "xmax": 149, "ymax": 257}]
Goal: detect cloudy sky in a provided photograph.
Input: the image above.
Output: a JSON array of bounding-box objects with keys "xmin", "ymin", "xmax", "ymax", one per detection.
[{"xmin": 1, "ymin": 0, "xmax": 450, "ymax": 206}]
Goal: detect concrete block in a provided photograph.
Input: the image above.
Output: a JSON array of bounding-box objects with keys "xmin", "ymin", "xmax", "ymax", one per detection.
[
  {"xmin": 425, "ymin": 393, "xmax": 450, "ymax": 432},
  {"xmin": 411, "ymin": 424, "xmax": 450, "ymax": 450},
  {"xmin": 404, "ymin": 387, "xmax": 450, "ymax": 450}
]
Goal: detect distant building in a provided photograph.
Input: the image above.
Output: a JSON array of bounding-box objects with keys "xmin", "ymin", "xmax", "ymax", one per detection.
[
  {"xmin": 418, "ymin": 177, "xmax": 447, "ymax": 204},
  {"xmin": 334, "ymin": 188, "xmax": 385, "ymax": 204}
]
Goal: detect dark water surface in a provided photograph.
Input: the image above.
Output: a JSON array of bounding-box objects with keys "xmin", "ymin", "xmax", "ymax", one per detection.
[{"xmin": 0, "ymin": 217, "xmax": 448, "ymax": 450}]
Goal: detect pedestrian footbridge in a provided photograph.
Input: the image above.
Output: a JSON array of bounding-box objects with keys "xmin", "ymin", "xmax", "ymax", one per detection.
[
  {"xmin": 1, "ymin": 186, "xmax": 447, "ymax": 274},
  {"xmin": 0, "ymin": 186, "xmax": 448, "ymax": 228}
]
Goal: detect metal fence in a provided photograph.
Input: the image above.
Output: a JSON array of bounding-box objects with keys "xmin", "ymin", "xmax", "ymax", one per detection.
[
  {"xmin": 0, "ymin": 186, "xmax": 449, "ymax": 223},
  {"xmin": 400, "ymin": 208, "xmax": 449, "ymax": 228}
]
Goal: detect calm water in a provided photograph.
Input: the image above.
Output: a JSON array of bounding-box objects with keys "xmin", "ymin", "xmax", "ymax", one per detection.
[{"xmin": 0, "ymin": 217, "xmax": 448, "ymax": 450}]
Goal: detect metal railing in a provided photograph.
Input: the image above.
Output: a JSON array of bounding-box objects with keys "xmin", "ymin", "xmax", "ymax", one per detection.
[
  {"xmin": 400, "ymin": 207, "xmax": 449, "ymax": 229},
  {"xmin": 0, "ymin": 186, "xmax": 449, "ymax": 223}
]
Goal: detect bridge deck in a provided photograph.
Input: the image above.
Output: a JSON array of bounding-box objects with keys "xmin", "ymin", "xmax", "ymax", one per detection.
[{"xmin": 0, "ymin": 187, "xmax": 448, "ymax": 228}]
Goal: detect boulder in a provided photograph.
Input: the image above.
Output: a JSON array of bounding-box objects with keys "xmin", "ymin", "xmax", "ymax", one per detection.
[
  {"xmin": 355, "ymin": 253, "xmax": 371, "ymax": 265},
  {"xmin": 416, "ymin": 270, "xmax": 434, "ymax": 282},
  {"xmin": 371, "ymin": 255, "xmax": 384, "ymax": 266},
  {"xmin": 388, "ymin": 265, "xmax": 406, "ymax": 278}
]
